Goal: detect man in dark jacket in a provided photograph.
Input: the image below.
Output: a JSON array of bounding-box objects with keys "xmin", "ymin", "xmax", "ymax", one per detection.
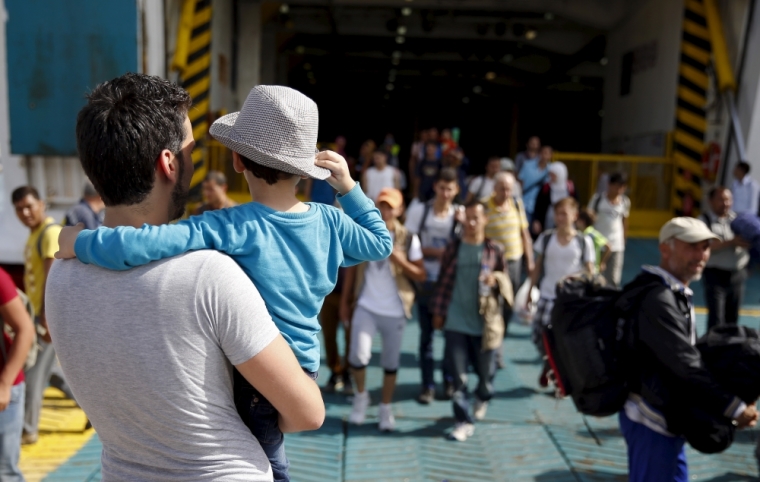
[{"xmin": 619, "ymin": 217, "xmax": 757, "ymax": 482}]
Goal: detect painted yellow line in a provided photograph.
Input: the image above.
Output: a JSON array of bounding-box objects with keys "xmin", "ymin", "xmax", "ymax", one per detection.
[
  {"xmin": 20, "ymin": 388, "xmax": 94, "ymax": 482},
  {"xmin": 694, "ymin": 307, "xmax": 760, "ymax": 317}
]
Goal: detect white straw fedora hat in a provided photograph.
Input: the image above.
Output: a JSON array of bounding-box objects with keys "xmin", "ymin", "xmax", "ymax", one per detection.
[{"xmin": 209, "ymin": 85, "xmax": 330, "ymax": 180}]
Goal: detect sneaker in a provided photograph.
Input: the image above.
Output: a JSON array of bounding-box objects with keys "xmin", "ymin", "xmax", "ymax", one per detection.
[
  {"xmin": 323, "ymin": 372, "xmax": 344, "ymax": 393},
  {"xmin": 349, "ymin": 391, "xmax": 370, "ymax": 425},
  {"xmin": 21, "ymin": 431, "xmax": 38, "ymax": 445},
  {"xmin": 416, "ymin": 387, "xmax": 435, "ymax": 405},
  {"xmin": 473, "ymin": 399, "xmax": 488, "ymax": 421},
  {"xmin": 378, "ymin": 403, "xmax": 395, "ymax": 432},
  {"xmin": 443, "ymin": 380, "xmax": 455, "ymax": 400},
  {"xmin": 447, "ymin": 422, "xmax": 475, "ymax": 442},
  {"xmin": 341, "ymin": 372, "xmax": 354, "ymax": 396}
]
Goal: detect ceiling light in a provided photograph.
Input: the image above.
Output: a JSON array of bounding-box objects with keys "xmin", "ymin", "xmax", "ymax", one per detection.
[
  {"xmin": 462, "ymin": 97, "xmax": 470, "ymax": 104},
  {"xmin": 402, "ymin": 7, "xmax": 412, "ymax": 16},
  {"xmin": 395, "ymin": 36, "xmax": 405, "ymax": 44},
  {"xmin": 544, "ymin": 12, "xmax": 554, "ymax": 20},
  {"xmin": 600, "ymin": 57, "xmax": 609, "ymax": 66},
  {"xmin": 303, "ymin": 63, "xmax": 312, "ymax": 70},
  {"xmin": 392, "ymin": 50, "xmax": 402, "ymax": 59},
  {"xmin": 397, "ymin": 26, "xmax": 407, "ymax": 35},
  {"xmin": 279, "ymin": 4, "xmax": 289, "ymax": 14},
  {"xmin": 295, "ymin": 45, "xmax": 305, "ymax": 54},
  {"xmin": 485, "ymin": 71, "xmax": 496, "ymax": 80},
  {"xmin": 386, "ymin": 83, "xmax": 395, "ymax": 91},
  {"xmin": 502, "ymin": 54, "xmax": 513, "ymax": 63},
  {"xmin": 391, "ymin": 58, "xmax": 400, "ymax": 65},
  {"xmin": 525, "ymin": 28, "xmax": 537, "ymax": 40},
  {"xmin": 473, "ymin": 85, "xmax": 482, "ymax": 94}
]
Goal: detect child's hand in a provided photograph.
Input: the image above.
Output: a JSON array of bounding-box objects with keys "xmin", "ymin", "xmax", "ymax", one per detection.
[
  {"xmin": 55, "ymin": 223, "xmax": 85, "ymax": 260},
  {"xmin": 315, "ymin": 150, "xmax": 356, "ymax": 195}
]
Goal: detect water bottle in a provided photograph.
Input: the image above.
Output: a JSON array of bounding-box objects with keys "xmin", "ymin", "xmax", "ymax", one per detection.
[{"xmin": 479, "ymin": 263, "xmax": 491, "ymax": 297}]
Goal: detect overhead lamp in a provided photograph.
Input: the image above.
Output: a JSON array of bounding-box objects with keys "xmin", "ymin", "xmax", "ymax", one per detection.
[
  {"xmin": 391, "ymin": 58, "xmax": 400, "ymax": 65},
  {"xmin": 600, "ymin": 57, "xmax": 609, "ymax": 66},
  {"xmin": 485, "ymin": 71, "xmax": 496, "ymax": 80},
  {"xmin": 401, "ymin": 7, "xmax": 412, "ymax": 16},
  {"xmin": 397, "ymin": 26, "xmax": 407, "ymax": 35},
  {"xmin": 525, "ymin": 28, "xmax": 537, "ymax": 40},
  {"xmin": 392, "ymin": 50, "xmax": 402, "ymax": 59},
  {"xmin": 295, "ymin": 45, "xmax": 305, "ymax": 54},
  {"xmin": 473, "ymin": 85, "xmax": 482, "ymax": 94},
  {"xmin": 502, "ymin": 54, "xmax": 513, "ymax": 63},
  {"xmin": 544, "ymin": 12, "xmax": 554, "ymax": 20},
  {"xmin": 386, "ymin": 83, "xmax": 395, "ymax": 91},
  {"xmin": 396, "ymin": 36, "xmax": 405, "ymax": 44},
  {"xmin": 303, "ymin": 63, "xmax": 312, "ymax": 70},
  {"xmin": 279, "ymin": 4, "xmax": 289, "ymax": 14},
  {"xmin": 462, "ymin": 97, "xmax": 470, "ymax": 104}
]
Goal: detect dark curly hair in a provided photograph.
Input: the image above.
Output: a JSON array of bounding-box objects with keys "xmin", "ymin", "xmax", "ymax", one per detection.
[{"xmin": 76, "ymin": 73, "xmax": 192, "ymax": 206}]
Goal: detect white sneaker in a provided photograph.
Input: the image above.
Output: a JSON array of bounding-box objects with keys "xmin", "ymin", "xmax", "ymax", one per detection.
[
  {"xmin": 378, "ymin": 403, "xmax": 396, "ymax": 432},
  {"xmin": 473, "ymin": 399, "xmax": 488, "ymax": 421},
  {"xmin": 447, "ymin": 422, "xmax": 475, "ymax": 441},
  {"xmin": 349, "ymin": 391, "xmax": 370, "ymax": 425}
]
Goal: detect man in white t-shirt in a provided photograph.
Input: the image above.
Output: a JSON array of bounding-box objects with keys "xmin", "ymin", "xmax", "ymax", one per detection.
[
  {"xmin": 588, "ymin": 172, "xmax": 631, "ymax": 287},
  {"xmin": 46, "ymin": 73, "xmax": 324, "ymax": 481},
  {"xmin": 527, "ymin": 198, "xmax": 595, "ymax": 388},
  {"xmin": 404, "ymin": 168, "xmax": 460, "ymax": 404},
  {"xmin": 465, "ymin": 156, "xmax": 502, "ymax": 203},
  {"xmin": 363, "ymin": 150, "xmax": 400, "ymax": 203},
  {"xmin": 342, "ymin": 188, "xmax": 425, "ymax": 432}
]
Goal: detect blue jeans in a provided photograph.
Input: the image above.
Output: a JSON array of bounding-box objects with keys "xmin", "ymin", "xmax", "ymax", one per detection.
[
  {"xmin": 0, "ymin": 383, "xmax": 25, "ymax": 482},
  {"xmin": 233, "ymin": 368, "xmax": 318, "ymax": 482},
  {"xmin": 417, "ymin": 282, "xmax": 450, "ymax": 390},
  {"xmin": 444, "ymin": 331, "xmax": 495, "ymax": 424},
  {"xmin": 619, "ymin": 410, "xmax": 688, "ymax": 482}
]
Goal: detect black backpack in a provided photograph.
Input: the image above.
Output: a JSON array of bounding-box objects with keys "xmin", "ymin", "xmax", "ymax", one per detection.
[
  {"xmin": 665, "ymin": 325, "xmax": 760, "ymax": 454},
  {"xmin": 542, "ymin": 273, "xmax": 632, "ymax": 416}
]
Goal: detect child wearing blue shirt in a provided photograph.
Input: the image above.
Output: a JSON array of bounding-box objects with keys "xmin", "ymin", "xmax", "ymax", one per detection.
[{"xmin": 57, "ymin": 86, "xmax": 392, "ymax": 482}]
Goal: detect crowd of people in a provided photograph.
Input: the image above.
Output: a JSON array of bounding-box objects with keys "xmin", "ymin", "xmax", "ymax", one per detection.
[{"xmin": 0, "ymin": 73, "xmax": 757, "ymax": 482}]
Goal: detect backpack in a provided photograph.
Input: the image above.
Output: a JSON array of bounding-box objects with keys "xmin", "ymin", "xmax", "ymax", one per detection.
[
  {"xmin": 542, "ymin": 273, "xmax": 631, "ymax": 416},
  {"xmin": 0, "ymin": 288, "xmax": 39, "ymax": 371}
]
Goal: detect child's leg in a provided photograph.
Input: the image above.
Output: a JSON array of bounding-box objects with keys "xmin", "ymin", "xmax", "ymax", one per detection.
[
  {"xmin": 348, "ymin": 306, "xmax": 378, "ymax": 394},
  {"xmin": 233, "ymin": 370, "xmax": 290, "ymax": 482}
]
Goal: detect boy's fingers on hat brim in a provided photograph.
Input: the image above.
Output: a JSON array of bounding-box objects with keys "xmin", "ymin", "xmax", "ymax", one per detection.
[{"xmin": 314, "ymin": 159, "xmax": 337, "ymax": 169}]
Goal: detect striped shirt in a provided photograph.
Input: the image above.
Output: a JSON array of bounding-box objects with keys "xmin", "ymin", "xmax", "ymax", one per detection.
[{"xmin": 484, "ymin": 196, "xmax": 528, "ymax": 261}]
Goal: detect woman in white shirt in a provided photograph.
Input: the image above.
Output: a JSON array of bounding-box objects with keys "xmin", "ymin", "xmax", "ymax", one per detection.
[{"xmin": 341, "ymin": 189, "xmax": 426, "ymax": 432}]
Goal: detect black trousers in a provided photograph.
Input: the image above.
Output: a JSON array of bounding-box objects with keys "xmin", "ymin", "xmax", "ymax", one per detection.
[{"xmin": 703, "ymin": 267, "xmax": 747, "ymax": 331}]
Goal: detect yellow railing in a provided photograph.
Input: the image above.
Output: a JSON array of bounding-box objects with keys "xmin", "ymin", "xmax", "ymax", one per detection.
[
  {"xmin": 207, "ymin": 139, "xmax": 252, "ymax": 204},
  {"xmin": 553, "ymin": 152, "xmax": 675, "ymax": 238}
]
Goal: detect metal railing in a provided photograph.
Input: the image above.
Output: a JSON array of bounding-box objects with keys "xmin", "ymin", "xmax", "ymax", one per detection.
[{"xmin": 553, "ymin": 151, "xmax": 675, "ymax": 238}]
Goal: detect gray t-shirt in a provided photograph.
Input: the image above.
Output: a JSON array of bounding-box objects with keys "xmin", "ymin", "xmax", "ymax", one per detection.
[
  {"xmin": 404, "ymin": 201, "xmax": 455, "ymax": 282},
  {"xmin": 46, "ymin": 251, "xmax": 280, "ymax": 481}
]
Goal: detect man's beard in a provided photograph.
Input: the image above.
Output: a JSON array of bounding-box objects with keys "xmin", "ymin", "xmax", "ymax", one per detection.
[{"xmin": 169, "ymin": 151, "xmax": 190, "ymax": 220}]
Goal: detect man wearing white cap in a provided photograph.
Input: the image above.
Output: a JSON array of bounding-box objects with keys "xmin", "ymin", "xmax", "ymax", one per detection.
[{"xmin": 617, "ymin": 217, "xmax": 757, "ymax": 482}]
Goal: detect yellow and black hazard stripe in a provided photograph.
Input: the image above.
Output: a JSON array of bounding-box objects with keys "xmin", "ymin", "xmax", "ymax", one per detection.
[
  {"xmin": 174, "ymin": 0, "xmax": 212, "ymax": 200},
  {"xmin": 672, "ymin": 0, "xmax": 711, "ymax": 216}
]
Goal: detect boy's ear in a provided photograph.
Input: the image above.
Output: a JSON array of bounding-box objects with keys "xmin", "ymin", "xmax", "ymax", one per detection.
[{"xmin": 232, "ymin": 152, "xmax": 246, "ymax": 174}]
